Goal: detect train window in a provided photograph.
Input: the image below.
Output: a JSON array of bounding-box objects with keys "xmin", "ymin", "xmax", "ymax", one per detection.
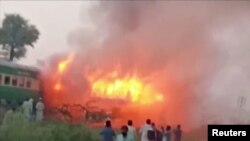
[
  {"xmin": 4, "ymin": 76, "xmax": 10, "ymax": 85},
  {"xmin": 26, "ymin": 79, "xmax": 32, "ymax": 88},
  {"xmin": 12, "ymin": 77, "xmax": 18, "ymax": 86},
  {"xmin": 32, "ymin": 80, "xmax": 40, "ymax": 90},
  {"xmin": 19, "ymin": 77, "xmax": 25, "ymax": 87}
]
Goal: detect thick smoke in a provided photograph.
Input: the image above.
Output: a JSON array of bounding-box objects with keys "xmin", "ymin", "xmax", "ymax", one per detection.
[{"xmin": 61, "ymin": 1, "xmax": 250, "ymax": 129}]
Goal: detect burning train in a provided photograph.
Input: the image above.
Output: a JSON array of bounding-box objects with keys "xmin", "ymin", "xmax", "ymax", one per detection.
[
  {"xmin": 0, "ymin": 1, "xmax": 221, "ymax": 128},
  {"xmin": 41, "ymin": 52, "xmax": 168, "ymax": 126},
  {"xmin": 0, "ymin": 55, "xmax": 167, "ymax": 126}
]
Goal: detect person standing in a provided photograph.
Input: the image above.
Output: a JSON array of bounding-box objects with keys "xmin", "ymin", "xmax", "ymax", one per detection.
[
  {"xmin": 10, "ymin": 100, "xmax": 18, "ymax": 111},
  {"xmin": 100, "ymin": 120, "xmax": 116, "ymax": 141},
  {"xmin": 35, "ymin": 98, "xmax": 45, "ymax": 121},
  {"xmin": 0, "ymin": 99, "xmax": 7, "ymax": 123},
  {"xmin": 165, "ymin": 126, "xmax": 171, "ymax": 141},
  {"xmin": 173, "ymin": 125, "xmax": 182, "ymax": 141},
  {"xmin": 28, "ymin": 98, "xmax": 34, "ymax": 121},
  {"xmin": 104, "ymin": 116, "xmax": 111, "ymax": 125},
  {"xmin": 151, "ymin": 123, "xmax": 162, "ymax": 141},
  {"xmin": 116, "ymin": 125, "xmax": 133, "ymax": 141},
  {"xmin": 2, "ymin": 105, "xmax": 14, "ymax": 126},
  {"xmin": 139, "ymin": 119, "xmax": 154, "ymax": 141},
  {"xmin": 22, "ymin": 99, "xmax": 30, "ymax": 122},
  {"xmin": 127, "ymin": 120, "xmax": 137, "ymax": 141}
]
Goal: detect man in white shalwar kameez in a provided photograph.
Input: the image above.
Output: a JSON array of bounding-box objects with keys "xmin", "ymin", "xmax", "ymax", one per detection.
[
  {"xmin": 139, "ymin": 119, "xmax": 154, "ymax": 141},
  {"xmin": 36, "ymin": 98, "xmax": 45, "ymax": 121},
  {"xmin": 36, "ymin": 98, "xmax": 44, "ymax": 121},
  {"xmin": 2, "ymin": 107, "xmax": 14, "ymax": 126},
  {"xmin": 127, "ymin": 120, "xmax": 137, "ymax": 141},
  {"xmin": 22, "ymin": 98, "xmax": 33, "ymax": 122}
]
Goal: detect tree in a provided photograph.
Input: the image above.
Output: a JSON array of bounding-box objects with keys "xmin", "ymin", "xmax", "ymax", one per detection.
[{"xmin": 0, "ymin": 14, "xmax": 39, "ymax": 61}]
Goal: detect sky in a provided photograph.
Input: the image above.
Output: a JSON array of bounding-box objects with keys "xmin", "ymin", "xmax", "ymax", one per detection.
[{"xmin": 0, "ymin": 0, "xmax": 93, "ymax": 65}]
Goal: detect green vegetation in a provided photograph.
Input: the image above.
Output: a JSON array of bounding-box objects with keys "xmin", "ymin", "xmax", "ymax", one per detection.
[
  {"xmin": 0, "ymin": 14, "xmax": 40, "ymax": 61},
  {"xmin": 0, "ymin": 113, "xmax": 100, "ymax": 141},
  {"xmin": 0, "ymin": 109, "xmax": 206, "ymax": 141}
]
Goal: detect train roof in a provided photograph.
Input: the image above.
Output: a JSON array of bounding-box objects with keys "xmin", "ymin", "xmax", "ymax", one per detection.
[{"xmin": 0, "ymin": 59, "xmax": 39, "ymax": 72}]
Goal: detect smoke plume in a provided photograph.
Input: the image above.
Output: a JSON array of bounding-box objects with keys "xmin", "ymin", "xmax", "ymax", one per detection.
[{"xmin": 45, "ymin": 1, "xmax": 250, "ymax": 129}]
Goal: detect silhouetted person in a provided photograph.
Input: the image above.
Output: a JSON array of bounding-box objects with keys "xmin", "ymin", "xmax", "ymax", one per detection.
[
  {"xmin": 165, "ymin": 126, "xmax": 171, "ymax": 141},
  {"xmin": 173, "ymin": 125, "xmax": 182, "ymax": 141},
  {"xmin": 10, "ymin": 100, "xmax": 18, "ymax": 111},
  {"xmin": 151, "ymin": 123, "xmax": 162, "ymax": 141},
  {"xmin": 100, "ymin": 120, "xmax": 116, "ymax": 141},
  {"xmin": 127, "ymin": 120, "xmax": 136, "ymax": 141},
  {"xmin": 116, "ymin": 125, "xmax": 133, "ymax": 141}
]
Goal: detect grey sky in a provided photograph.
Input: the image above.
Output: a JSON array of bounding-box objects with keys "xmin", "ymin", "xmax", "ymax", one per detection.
[{"xmin": 0, "ymin": 0, "xmax": 93, "ymax": 65}]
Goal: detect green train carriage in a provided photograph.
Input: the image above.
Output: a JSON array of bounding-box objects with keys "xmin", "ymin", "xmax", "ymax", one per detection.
[{"xmin": 0, "ymin": 59, "xmax": 41, "ymax": 105}]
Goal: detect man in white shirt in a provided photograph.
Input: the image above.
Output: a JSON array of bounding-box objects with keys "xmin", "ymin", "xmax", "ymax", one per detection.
[
  {"xmin": 22, "ymin": 98, "xmax": 33, "ymax": 122},
  {"xmin": 36, "ymin": 98, "xmax": 45, "ymax": 121},
  {"xmin": 127, "ymin": 120, "xmax": 137, "ymax": 141},
  {"xmin": 139, "ymin": 119, "xmax": 154, "ymax": 141},
  {"xmin": 116, "ymin": 125, "xmax": 133, "ymax": 141}
]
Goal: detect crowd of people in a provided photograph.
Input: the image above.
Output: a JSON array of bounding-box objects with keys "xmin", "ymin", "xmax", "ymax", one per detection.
[
  {"xmin": 1, "ymin": 99, "xmax": 182, "ymax": 141},
  {"xmin": 101, "ymin": 119, "xmax": 182, "ymax": 141},
  {"xmin": 0, "ymin": 97, "xmax": 45, "ymax": 124}
]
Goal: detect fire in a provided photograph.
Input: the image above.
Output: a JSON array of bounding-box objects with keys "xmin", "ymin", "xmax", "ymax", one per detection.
[
  {"xmin": 58, "ymin": 61, "xmax": 68, "ymax": 73},
  {"xmin": 51, "ymin": 53, "xmax": 164, "ymax": 104},
  {"xmin": 88, "ymin": 71, "xmax": 164, "ymax": 104},
  {"xmin": 53, "ymin": 53, "xmax": 74, "ymax": 91},
  {"xmin": 58, "ymin": 53, "xmax": 74, "ymax": 74},
  {"xmin": 54, "ymin": 82, "xmax": 62, "ymax": 91},
  {"xmin": 44, "ymin": 53, "xmax": 186, "ymax": 128},
  {"xmin": 44, "ymin": 53, "xmax": 167, "ymax": 125}
]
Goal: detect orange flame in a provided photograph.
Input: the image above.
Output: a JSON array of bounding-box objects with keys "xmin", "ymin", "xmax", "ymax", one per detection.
[
  {"xmin": 58, "ymin": 53, "xmax": 74, "ymax": 74},
  {"xmin": 87, "ymin": 71, "xmax": 164, "ymax": 104},
  {"xmin": 51, "ymin": 53, "xmax": 164, "ymax": 105},
  {"xmin": 53, "ymin": 53, "xmax": 74, "ymax": 91},
  {"xmin": 54, "ymin": 82, "xmax": 62, "ymax": 91}
]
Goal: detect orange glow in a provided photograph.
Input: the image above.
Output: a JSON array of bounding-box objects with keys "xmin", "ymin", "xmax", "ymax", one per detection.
[
  {"xmin": 57, "ymin": 53, "xmax": 74, "ymax": 74},
  {"xmin": 54, "ymin": 82, "xmax": 62, "ymax": 91},
  {"xmin": 52, "ymin": 53, "xmax": 75, "ymax": 92},
  {"xmin": 52, "ymin": 53, "xmax": 164, "ymax": 105},
  {"xmin": 49, "ymin": 53, "xmax": 165, "ymax": 105},
  {"xmin": 87, "ymin": 71, "xmax": 164, "ymax": 104},
  {"xmin": 44, "ymin": 53, "xmax": 169, "ymax": 126}
]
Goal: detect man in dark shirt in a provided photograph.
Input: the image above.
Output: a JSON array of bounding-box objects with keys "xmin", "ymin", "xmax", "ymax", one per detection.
[
  {"xmin": 100, "ymin": 120, "xmax": 116, "ymax": 141},
  {"xmin": 173, "ymin": 125, "xmax": 182, "ymax": 141},
  {"xmin": 151, "ymin": 123, "xmax": 162, "ymax": 141}
]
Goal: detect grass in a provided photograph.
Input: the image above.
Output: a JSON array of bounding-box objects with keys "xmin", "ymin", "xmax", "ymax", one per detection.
[
  {"xmin": 0, "ymin": 111, "xmax": 100, "ymax": 141},
  {"xmin": 0, "ymin": 110, "xmax": 206, "ymax": 141}
]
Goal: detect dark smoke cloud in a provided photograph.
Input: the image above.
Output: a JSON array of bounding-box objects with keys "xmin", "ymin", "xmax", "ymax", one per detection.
[{"xmin": 65, "ymin": 1, "xmax": 250, "ymax": 128}]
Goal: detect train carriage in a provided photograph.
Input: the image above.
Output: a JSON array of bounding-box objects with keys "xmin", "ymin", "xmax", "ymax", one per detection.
[{"xmin": 0, "ymin": 59, "xmax": 41, "ymax": 105}]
